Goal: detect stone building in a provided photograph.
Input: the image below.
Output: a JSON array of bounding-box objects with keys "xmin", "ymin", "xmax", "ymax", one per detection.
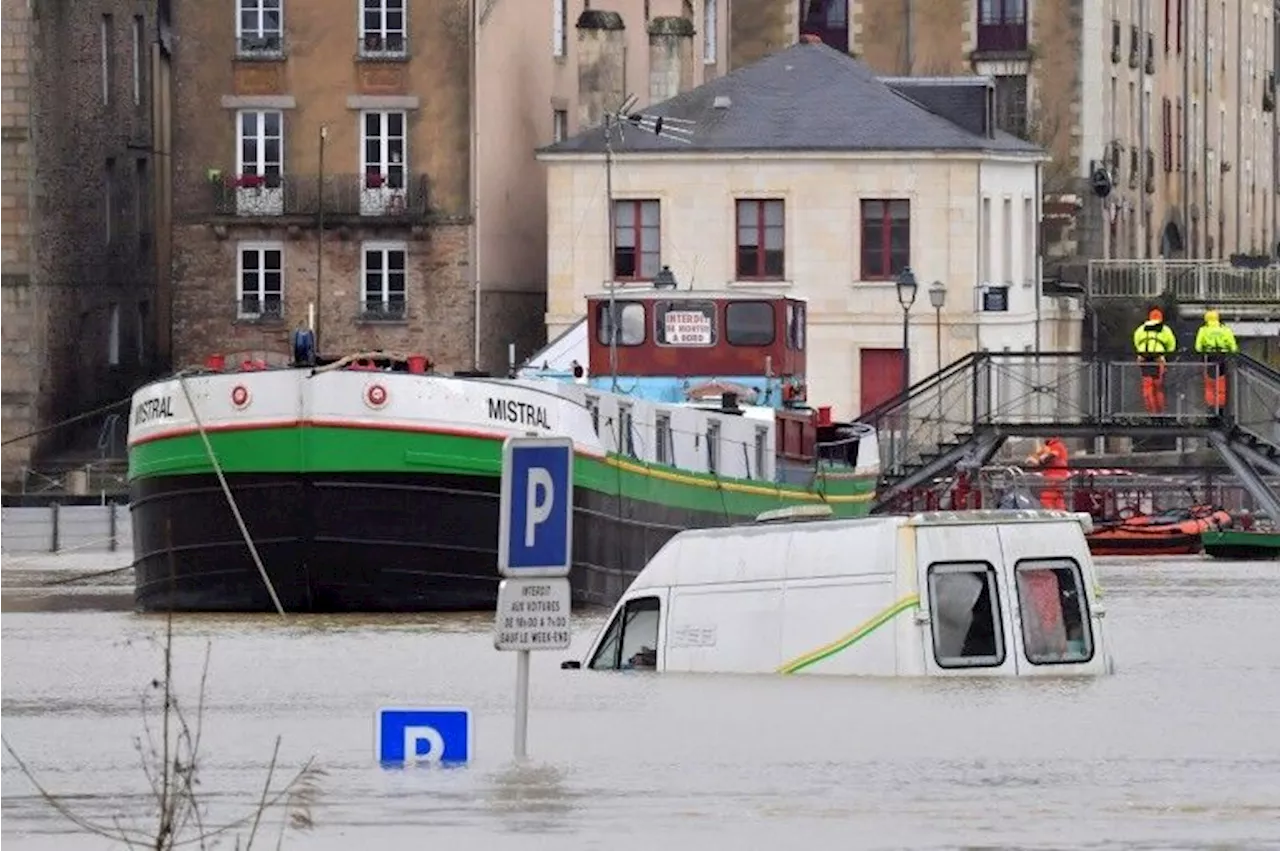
[
  {"xmin": 1, "ymin": 0, "xmax": 165, "ymax": 481},
  {"xmin": 537, "ymin": 41, "xmax": 1081, "ymax": 419},
  {"xmin": 726, "ymin": 0, "xmax": 1279, "ymax": 265}
]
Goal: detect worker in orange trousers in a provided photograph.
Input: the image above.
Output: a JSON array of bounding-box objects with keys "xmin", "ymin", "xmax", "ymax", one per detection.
[
  {"xmin": 1132, "ymin": 307, "xmax": 1177, "ymax": 414},
  {"xmin": 1194, "ymin": 309, "xmax": 1239, "ymax": 416},
  {"xmin": 1025, "ymin": 436, "xmax": 1070, "ymax": 511}
]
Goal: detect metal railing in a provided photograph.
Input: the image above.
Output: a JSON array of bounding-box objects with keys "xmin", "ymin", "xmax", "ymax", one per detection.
[
  {"xmin": 1088, "ymin": 259, "xmax": 1280, "ymax": 302},
  {"xmin": 856, "ymin": 351, "xmax": 1280, "ymax": 483},
  {"xmin": 207, "ymin": 173, "xmax": 431, "ymax": 219}
]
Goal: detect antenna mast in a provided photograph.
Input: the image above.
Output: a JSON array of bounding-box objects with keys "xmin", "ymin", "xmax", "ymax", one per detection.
[{"xmin": 601, "ymin": 95, "xmax": 695, "ymax": 393}]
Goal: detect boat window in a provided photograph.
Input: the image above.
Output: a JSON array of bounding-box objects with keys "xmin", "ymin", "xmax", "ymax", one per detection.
[
  {"xmin": 584, "ymin": 396, "xmax": 600, "ymax": 435},
  {"xmin": 618, "ymin": 403, "xmax": 637, "ymax": 458},
  {"xmin": 596, "ymin": 300, "xmax": 645, "ymax": 346},
  {"xmin": 753, "ymin": 426, "xmax": 768, "ymax": 480},
  {"xmin": 927, "ymin": 562, "xmax": 1006, "ymax": 669},
  {"xmin": 726, "ymin": 301, "xmax": 775, "ymax": 346},
  {"xmin": 1014, "ymin": 558, "xmax": 1094, "ymax": 665},
  {"xmin": 655, "ymin": 413, "xmax": 672, "ymax": 465},
  {"xmin": 785, "ymin": 301, "xmax": 806, "ymax": 350},
  {"xmin": 706, "ymin": 420, "xmax": 720, "ymax": 474},
  {"xmin": 654, "ymin": 299, "xmax": 717, "ymax": 347},
  {"xmin": 588, "ymin": 596, "xmax": 661, "ymax": 671}
]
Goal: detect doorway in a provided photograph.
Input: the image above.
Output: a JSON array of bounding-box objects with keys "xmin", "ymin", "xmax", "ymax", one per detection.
[{"xmin": 859, "ymin": 347, "xmax": 905, "ymax": 415}]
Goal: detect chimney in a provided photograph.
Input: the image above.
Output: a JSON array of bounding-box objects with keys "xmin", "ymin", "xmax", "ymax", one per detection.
[
  {"xmin": 647, "ymin": 16, "xmax": 695, "ymax": 104},
  {"xmin": 576, "ymin": 10, "xmax": 626, "ymax": 132}
]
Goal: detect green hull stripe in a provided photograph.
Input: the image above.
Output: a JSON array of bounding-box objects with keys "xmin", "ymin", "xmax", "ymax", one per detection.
[
  {"xmin": 129, "ymin": 427, "xmax": 876, "ymax": 517},
  {"xmin": 777, "ymin": 595, "xmax": 921, "ymax": 674}
]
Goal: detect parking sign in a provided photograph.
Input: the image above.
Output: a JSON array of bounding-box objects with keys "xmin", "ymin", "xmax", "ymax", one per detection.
[
  {"xmin": 497, "ymin": 436, "xmax": 574, "ymax": 578},
  {"xmin": 376, "ymin": 707, "xmax": 472, "ymax": 766}
]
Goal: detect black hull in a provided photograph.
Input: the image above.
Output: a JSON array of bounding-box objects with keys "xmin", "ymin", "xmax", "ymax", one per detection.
[
  {"xmin": 130, "ymin": 472, "xmax": 740, "ymax": 613},
  {"xmin": 1203, "ymin": 544, "xmax": 1280, "ymax": 560}
]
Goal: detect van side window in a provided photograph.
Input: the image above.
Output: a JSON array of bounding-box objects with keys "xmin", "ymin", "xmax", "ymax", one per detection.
[
  {"xmin": 588, "ymin": 596, "xmax": 661, "ymax": 671},
  {"xmin": 1014, "ymin": 558, "xmax": 1094, "ymax": 665},
  {"xmin": 926, "ymin": 562, "xmax": 1005, "ymax": 668}
]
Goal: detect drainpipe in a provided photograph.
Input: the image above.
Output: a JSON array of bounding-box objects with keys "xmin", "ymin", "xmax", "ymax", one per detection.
[
  {"xmin": 470, "ymin": 0, "xmax": 482, "ymax": 370},
  {"xmin": 1181, "ymin": 0, "xmax": 1190, "ymax": 256}
]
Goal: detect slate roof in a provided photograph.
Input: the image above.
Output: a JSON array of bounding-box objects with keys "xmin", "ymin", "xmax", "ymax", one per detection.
[{"xmin": 537, "ymin": 41, "xmax": 1043, "ymax": 157}]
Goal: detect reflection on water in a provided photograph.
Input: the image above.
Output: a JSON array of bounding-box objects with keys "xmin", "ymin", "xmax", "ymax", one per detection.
[{"xmin": 4, "ymin": 557, "xmax": 1280, "ymax": 850}]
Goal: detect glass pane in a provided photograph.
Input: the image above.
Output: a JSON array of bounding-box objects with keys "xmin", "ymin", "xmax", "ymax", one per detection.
[
  {"xmin": 735, "ymin": 199, "xmax": 755, "ymax": 222},
  {"xmin": 889, "ymin": 199, "xmax": 910, "ymax": 220},
  {"xmin": 242, "ymin": 250, "xmax": 259, "ymax": 270},
  {"xmin": 614, "ymin": 224, "xmax": 635, "ymax": 248},
  {"xmin": 364, "ymin": 272, "xmax": 381, "ymax": 301},
  {"xmin": 262, "ymin": 10, "xmax": 280, "ymax": 32},
  {"xmin": 240, "ymin": 111, "xmax": 257, "ymax": 136},
  {"xmin": 763, "ymin": 249, "xmax": 784, "ymax": 278},
  {"xmin": 640, "ymin": 225, "xmax": 659, "ymax": 252},
  {"xmin": 364, "ymin": 139, "xmax": 380, "ymax": 168},
  {"xmin": 363, "ymin": 9, "xmax": 380, "ymax": 32},
  {"xmin": 889, "ymin": 246, "xmax": 910, "ymax": 275},
  {"xmin": 240, "ymin": 10, "xmax": 257, "ymax": 32},
  {"xmin": 263, "ymin": 249, "xmax": 281, "ymax": 269},
  {"xmin": 388, "ymin": 250, "xmax": 405, "ymax": 270},
  {"xmin": 763, "ymin": 224, "xmax": 783, "ymax": 251},
  {"xmin": 862, "ymin": 199, "xmax": 883, "ymax": 220},
  {"xmin": 365, "ymin": 250, "xmax": 383, "ymax": 271},
  {"xmin": 388, "ymin": 272, "xmax": 406, "ymax": 294},
  {"xmin": 263, "ymin": 271, "xmax": 282, "ymax": 294},
  {"xmin": 639, "ymin": 251, "xmax": 660, "ymax": 279},
  {"xmin": 613, "ymin": 248, "xmax": 637, "ymax": 277},
  {"xmin": 736, "ymin": 248, "xmax": 759, "ymax": 278},
  {"xmin": 928, "ymin": 565, "xmax": 1004, "ymax": 668},
  {"xmin": 640, "ymin": 200, "xmax": 659, "ymax": 226},
  {"xmin": 263, "ymin": 138, "xmax": 280, "ymax": 164},
  {"xmin": 263, "ymin": 0, "xmax": 279, "ymax": 8},
  {"xmin": 263, "ymin": 111, "xmax": 280, "ymax": 136},
  {"xmin": 618, "ymin": 599, "xmax": 661, "ymax": 669},
  {"xmin": 726, "ymin": 301, "xmax": 775, "ymax": 345},
  {"xmin": 1016, "ymin": 560, "xmax": 1093, "ymax": 664},
  {"xmin": 364, "ymin": 112, "xmax": 380, "ymax": 137},
  {"xmin": 736, "ymin": 224, "xmax": 758, "ymax": 247},
  {"xmin": 387, "ymin": 10, "xmax": 403, "ymax": 31},
  {"xmin": 241, "ymin": 140, "xmax": 257, "ymax": 169},
  {"xmin": 619, "ymin": 303, "xmax": 645, "ymax": 344},
  {"xmin": 589, "ymin": 609, "xmax": 627, "ymax": 670},
  {"xmin": 763, "ymin": 200, "xmax": 784, "ymax": 226},
  {"xmin": 861, "ymin": 245, "xmax": 884, "ymax": 279},
  {"xmin": 388, "ymin": 112, "xmax": 404, "ymax": 137}
]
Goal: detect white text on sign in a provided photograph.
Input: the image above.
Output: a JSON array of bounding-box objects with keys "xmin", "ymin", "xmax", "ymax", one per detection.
[
  {"xmin": 663, "ymin": 311, "xmax": 712, "ymax": 345},
  {"xmin": 494, "ymin": 577, "xmax": 572, "ymax": 651}
]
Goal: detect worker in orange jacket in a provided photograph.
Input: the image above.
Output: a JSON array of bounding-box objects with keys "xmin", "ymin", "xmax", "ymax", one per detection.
[{"xmin": 1025, "ymin": 436, "xmax": 1069, "ymax": 511}]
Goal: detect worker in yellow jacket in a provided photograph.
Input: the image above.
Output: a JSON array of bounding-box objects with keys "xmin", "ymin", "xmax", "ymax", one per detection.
[
  {"xmin": 1194, "ymin": 309, "xmax": 1239, "ymax": 414},
  {"xmin": 1132, "ymin": 307, "xmax": 1177, "ymax": 414}
]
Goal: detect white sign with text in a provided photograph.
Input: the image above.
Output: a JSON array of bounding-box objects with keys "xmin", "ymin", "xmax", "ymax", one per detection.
[
  {"xmin": 494, "ymin": 577, "xmax": 572, "ymax": 652},
  {"xmin": 663, "ymin": 311, "xmax": 712, "ymax": 345}
]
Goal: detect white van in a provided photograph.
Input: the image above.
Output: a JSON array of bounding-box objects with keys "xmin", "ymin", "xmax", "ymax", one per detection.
[{"xmin": 565, "ymin": 508, "xmax": 1112, "ymax": 678}]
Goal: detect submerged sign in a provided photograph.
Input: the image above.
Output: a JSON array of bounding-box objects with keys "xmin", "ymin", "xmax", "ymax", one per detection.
[
  {"xmin": 133, "ymin": 396, "xmax": 175, "ymax": 425},
  {"xmin": 487, "ymin": 398, "xmax": 550, "ymax": 430},
  {"xmin": 663, "ymin": 311, "xmax": 712, "ymax": 345}
]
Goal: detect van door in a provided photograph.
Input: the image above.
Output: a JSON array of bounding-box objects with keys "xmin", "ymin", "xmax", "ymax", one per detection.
[
  {"xmin": 915, "ymin": 524, "xmax": 1017, "ymax": 677},
  {"xmin": 584, "ymin": 590, "xmax": 668, "ymax": 672},
  {"xmin": 995, "ymin": 523, "xmax": 1106, "ymax": 676}
]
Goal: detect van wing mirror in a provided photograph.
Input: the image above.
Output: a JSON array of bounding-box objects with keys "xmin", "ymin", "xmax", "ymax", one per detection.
[{"xmin": 560, "ymin": 659, "xmax": 582, "ymax": 670}]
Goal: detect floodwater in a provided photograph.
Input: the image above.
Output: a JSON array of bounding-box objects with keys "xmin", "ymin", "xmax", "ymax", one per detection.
[{"xmin": 4, "ymin": 553, "xmax": 1280, "ymax": 850}]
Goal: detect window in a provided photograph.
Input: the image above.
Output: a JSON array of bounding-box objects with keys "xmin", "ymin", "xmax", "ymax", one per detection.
[
  {"xmin": 1175, "ymin": 98, "xmax": 1183, "ymax": 171},
  {"xmin": 655, "ymin": 413, "xmax": 672, "ymax": 465},
  {"xmin": 238, "ymin": 243, "xmax": 284, "ymax": 319},
  {"xmin": 654, "ymin": 299, "xmax": 716, "ymax": 347},
  {"xmin": 107, "ymin": 303, "xmax": 121, "ymax": 367},
  {"xmin": 994, "ymin": 75, "xmax": 1028, "ymax": 138},
  {"xmin": 132, "ymin": 16, "xmax": 143, "ymax": 105},
  {"xmin": 362, "ymin": 243, "xmax": 407, "ymax": 318},
  {"xmin": 1164, "ymin": 0, "xmax": 1171, "ymax": 52},
  {"xmin": 799, "ymin": 0, "xmax": 847, "ymax": 51},
  {"xmin": 585, "ymin": 396, "xmax": 600, "ymax": 435},
  {"xmin": 735, "ymin": 199, "xmax": 784, "ymax": 280},
  {"xmin": 596, "ymin": 300, "xmax": 646, "ymax": 346},
  {"xmin": 1111, "ymin": 18, "xmax": 1121, "ymax": 62},
  {"xmin": 927, "ymin": 562, "xmax": 1005, "ymax": 668},
  {"xmin": 135, "ymin": 158, "xmax": 149, "ymax": 248},
  {"xmin": 1014, "ymin": 558, "xmax": 1094, "ymax": 664},
  {"xmin": 360, "ymin": 0, "xmax": 406, "ymax": 56},
  {"xmin": 726, "ymin": 301, "xmax": 775, "ymax": 346},
  {"xmin": 785, "ymin": 301, "xmax": 805, "ymax": 350},
  {"xmin": 977, "ymin": 0, "xmax": 1027, "ymax": 52},
  {"xmin": 237, "ymin": 0, "xmax": 283, "ymax": 54},
  {"xmin": 236, "ymin": 110, "xmax": 284, "ymax": 215},
  {"xmin": 1175, "ymin": 0, "xmax": 1183, "ymax": 52},
  {"xmin": 1022, "ymin": 198, "xmax": 1034, "ymax": 286},
  {"xmin": 613, "ymin": 199, "xmax": 660, "ymax": 280},
  {"xmin": 101, "ymin": 15, "xmax": 113, "ymax": 105},
  {"xmin": 361, "ymin": 111, "xmax": 407, "ymax": 214},
  {"xmin": 753, "ymin": 427, "xmax": 768, "ymax": 480},
  {"xmin": 859, "ymin": 199, "xmax": 910, "ymax": 280},
  {"xmin": 553, "ymin": 0, "xmax": 566, "ymax": 57},
  {"xmin": 104, "ymin": 158, "xmax": 115, "ymax": 244},
  {"xmin": 552, "ymin": 109, "xmax": 567, "ymax": 143},
  {"xmin": 588, "ymin": 596, "xmax": 660, "ymax": 670},
  {"xmin": 617, "ymin": 403, "xmax": 637, "ymax": 457},
  {"xmin": 705, "ymin": 421, "xmax": 720, "ymax": 474},
  {"xmin": 1001, "ymin": 198, "xmax": 1012, "ymax": 282},
  {"xmin": 979, "ymin": 197, "xmax": 991, "ymax": 281},
  {"xmin": 1161, "ymin": 97, "xmax": 1173, "ymax": 172},
  {"xmin": 703, "ymin": 0, "xmax": 717, "ymax": 63}
]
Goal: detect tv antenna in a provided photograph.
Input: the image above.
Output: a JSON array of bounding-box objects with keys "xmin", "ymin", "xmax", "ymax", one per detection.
[{"xmin": 601, "ymin": 95, "xmax": 696, "ymax": 393}]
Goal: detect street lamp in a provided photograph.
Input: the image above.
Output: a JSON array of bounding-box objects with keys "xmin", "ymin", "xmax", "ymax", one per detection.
[
  {"xmin": 928, "ymin": 280, "xmax": 947, "ymax": 374},
  {"xmin": 895, "ymin": 267, "xmax": 918, "ymax": 396}
]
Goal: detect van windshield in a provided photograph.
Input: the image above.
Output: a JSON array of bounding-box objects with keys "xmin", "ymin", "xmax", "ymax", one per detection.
[
  {"xmin": 927, "ymin": 562, "xmax": 1005, "ymax": 668},
  {"xmin": 589, "ymin": 596, "xmax": 660, "ymax": 671},
  {"xmin": 1014, "ymin": 558, "xmax": 1094, "ymax": 664}
]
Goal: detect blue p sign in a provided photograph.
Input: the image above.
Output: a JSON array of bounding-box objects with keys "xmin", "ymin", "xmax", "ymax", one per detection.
[
  {"xmin": 376, "ymin": 707, "xmax": 472, "ymax": 766},
  {"xmin": 498, "ymin": 436, "xmax": 574, "ymax": 578}
]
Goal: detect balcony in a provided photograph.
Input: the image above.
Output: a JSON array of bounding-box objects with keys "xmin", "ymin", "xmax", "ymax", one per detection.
[
  {"xmin": 975, "ymin": 17, "xmax": 1028, "ymax": 55},
  {"xmin": 206, "ymin": 173, "xmax": 431, "ymax": 225}
]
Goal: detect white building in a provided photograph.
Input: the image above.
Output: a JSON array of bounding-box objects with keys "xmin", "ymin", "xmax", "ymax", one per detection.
[{"xmin": 535, "ymin": 40, "xmax": 1083, "ymax": 419}]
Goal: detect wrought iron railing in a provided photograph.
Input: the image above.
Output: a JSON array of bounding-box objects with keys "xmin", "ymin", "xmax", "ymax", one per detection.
[
  {"xmin": 1088, "ymin": 259, "xmax": 1280, "ymax": 302},
  {"xmin": 207, "ymin": 173, "xmax": 431, "ymax": 220}
]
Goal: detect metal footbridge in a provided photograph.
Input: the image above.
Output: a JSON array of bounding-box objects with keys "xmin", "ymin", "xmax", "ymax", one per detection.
[{"xmin": 857, "ymin": 352, "xmax": 1280, "ymax": 517}]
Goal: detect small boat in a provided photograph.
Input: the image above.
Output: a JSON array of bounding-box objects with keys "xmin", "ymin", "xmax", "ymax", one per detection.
[
  {"xmin": 1201, "ymin": 528, "xmax": 1280, "ymax": 560},
  {"xmin": 1086, "ymin": 505, "xmax": 1233, "ymax": 557}
]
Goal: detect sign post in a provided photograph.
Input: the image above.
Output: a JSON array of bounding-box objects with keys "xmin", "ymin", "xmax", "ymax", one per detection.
[{"xmin": 496, "ymin": 435, "xmax": 574, "ymax": 761}]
